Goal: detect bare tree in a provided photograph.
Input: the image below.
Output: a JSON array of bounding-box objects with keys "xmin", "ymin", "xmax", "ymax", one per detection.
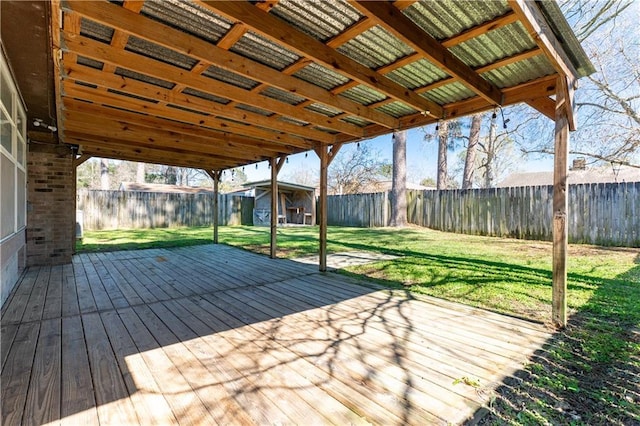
[
  {"xmin": 519, "ymin": 1, "xmax": 639, "ymax": 168},
  {"xmin": 136, "ymin": 162, "xmax": 145, "ymax": 184},
  {"xmin": 100, "ymin": 159, "xmax": 110, "ymax": 190},
  {"xmin": 390, "ymin": 130, "xmax": 407, "ymax": 227},
  {"xmin": 328, "ymin": 144, "xmax": 386, "ymax": 195},
  {"xmin": 462, "ymin": 114, "xmax": 482, "ymax": 189},
  {"xmin": 282, "ymin": 165, "xmax": 318, "ymax": 187},
  {"xmin": 436, "ymin": 120, "xmax": 449, "ymax": 189}
]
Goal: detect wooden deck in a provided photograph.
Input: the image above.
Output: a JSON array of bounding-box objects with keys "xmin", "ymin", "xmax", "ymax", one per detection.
[{"xmin": 1, "ymin": 244, "xmax": 551, "ymax": 425}]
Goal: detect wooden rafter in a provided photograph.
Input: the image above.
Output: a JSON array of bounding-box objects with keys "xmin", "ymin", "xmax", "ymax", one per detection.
[
  {"xmin": 62, "ymin": 101, "xmax": 295, "ymax": 158},
  {"xmin": 61, "ymin": 32, "xmax": 365, "ymax": 137},
  {"xmin": 198, "ymin": 0, "xmax": 444, "ymax": 118},
  {"xmin": 62, "ymin": 65, "xmax": 334, "ymax": 144},
  {"xmin": 509, "ymin": 0, "xmax": 579, "ymax": 130},
  {"xmin": 338, "ymin": 74, "xmax": 558, "ymax": 143},
  {"xmin": 351, "ymin": 1, "xmax": 503, "ymax": 106},
  {"xmin": 62, "ymin": 83, "xmax": 314, "ymax": 150},
  {"xmin": 64, "ymin": 1, "xmax": 399, "ymax": 130}
]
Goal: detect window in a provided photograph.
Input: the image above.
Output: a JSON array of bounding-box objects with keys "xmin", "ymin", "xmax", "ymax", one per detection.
[{"xmin": 0, "ymin": 48, "xmax": 27, "ymax": 240}]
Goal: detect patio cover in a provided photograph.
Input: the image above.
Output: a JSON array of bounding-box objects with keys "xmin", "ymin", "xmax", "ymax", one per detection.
[{"xmin": 1, "ymin": 0, "xmax": 594, "ymax": 326}]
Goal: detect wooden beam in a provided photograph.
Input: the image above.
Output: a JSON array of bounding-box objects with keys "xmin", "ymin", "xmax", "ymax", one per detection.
[
  {"xmin": 73, "ymin": 154, "xmax": 91, "ymax": 168},
  {"xmin": 508, "ymin": 0, "xmax": 580, "ymax": 80},
  {"xmin": 60, "ymin": 32, "xmax": 366, "ymax": 137},
  {"xmin": 442, "ymin": 11, "xmax": 519, "ymax": 48},
  {"xmin": 509, "ymin": 0, "xmax": 581, "ymax": 130},
  {"xmin": 68, "ymin": 137, "xmax": 226, "ymax": 170},
  {"xmin": 62, "ymin": 110, "xmax": 270, "ymax": 162},
  {"xmin": 275, "ymin": 155, "xmax": 287, "ymax": 174},
  {"xmin": 325, "ymin": 18, "xmax": 375, "ymax": 48},
  {"xmin": 62, "ymin": 99, "xmax": 300, "ymax": 156},
  {"xmin": 352, "ymin": 1, "xmax": 502, "ymax": 106},
  {"xmin": 337, "ymin": 74, "xmax": 558, "ymax": 144},
  {"xmin": 552, "ymin": 75, "xmax": 569, "ymax": 328},
  {"xmin": 64, "ymin": 1, "xmax": 400, "ymax": 129},
  {"xmin": 62, "ymin": 83, "xmax": 315, "ymax": 150},
  {"xmin": 198, "ymin": 1, "xmax": 444, "ymax": 118},
  {"xmin": 50, "ymin": 1, "xmax": 67, "ymax": 142},
  {"xmin": 210, "ymin": 170, "xmax": 222, "ymax": 244},
  {"xmin": 62, "ymin": 66, "xmax": 331, "ymax": 144},
  {"xmin": 270, "ymin": 157, "xmax": 279, "ymax": 259},
  {"xmin": 525, "ymin": 97, "xmax": 555, "ymax": 121}
]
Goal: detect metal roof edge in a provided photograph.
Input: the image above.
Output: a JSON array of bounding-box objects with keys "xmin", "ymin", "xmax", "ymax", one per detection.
[{"xmin": 537, "ymin": 0, "xmax": 596, "ymax": 77}]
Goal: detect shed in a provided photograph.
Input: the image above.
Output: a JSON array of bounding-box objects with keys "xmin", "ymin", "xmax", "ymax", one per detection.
[{"xmin": 245, "ymin": 180, "xmax": 316, "ymax": 226}]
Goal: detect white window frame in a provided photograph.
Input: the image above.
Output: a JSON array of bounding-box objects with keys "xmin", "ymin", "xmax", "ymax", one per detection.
[{"xmin": 1, "ymin": 45, "xmax": 27, "ymax": 242}]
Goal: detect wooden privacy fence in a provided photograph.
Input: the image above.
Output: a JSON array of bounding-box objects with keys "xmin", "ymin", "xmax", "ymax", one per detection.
[
  {"xmin": 327, "ymin": 192, "xmax": 389, "ymax": 227},
  {"xmin": 327, "ymin": 182, "xmax": 640, "ymax": 247},
  {"xmin": 77, "ymin": 190, "xmax": 253, "ymax": 230}
]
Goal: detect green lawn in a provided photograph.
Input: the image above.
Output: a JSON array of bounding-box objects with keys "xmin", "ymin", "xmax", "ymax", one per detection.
[{"xmin": 77, "ymin": 225, "xmax": 640, "ymax": 424}]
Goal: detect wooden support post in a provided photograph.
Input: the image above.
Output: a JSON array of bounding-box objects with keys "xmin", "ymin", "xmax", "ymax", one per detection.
[
  {"xmin": 270, "ymin": 157, "xmax": 278, "ymax": 258},
  {"xmin": 318, "ymin": 147, "xmax": 329, "ymax": 272},
  {"xmin": 552, "ymin": 76, "xmax": 570, "ymax": 328},
  {"xmin": 206, "ymin": 169, "xmax": 222, "ymax": 244},
  {"xmin": 72, "ymin": 153, "xmax": 91, "ymax": 254},
  {"xmin": 269, "ymin": 155, "xmax": 287, "ymax": 259},
  {"xmin": 315, "ymin": 143, "xmax": 341, "ymax": 272}
]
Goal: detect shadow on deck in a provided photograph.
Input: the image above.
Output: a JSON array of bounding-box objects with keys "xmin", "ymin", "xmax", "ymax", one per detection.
[{"xmin": 1, "ymin": 244, "xmax": 551, "ymax": 425}]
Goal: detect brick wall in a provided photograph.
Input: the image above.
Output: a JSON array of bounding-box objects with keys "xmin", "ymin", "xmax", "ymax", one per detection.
[{"xmin": 26, "ymin": 143, "xmax": 75, "ymax": 266}]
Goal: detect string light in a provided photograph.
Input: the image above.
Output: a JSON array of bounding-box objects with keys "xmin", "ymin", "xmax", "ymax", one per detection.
[
  {"xmin": 286, "ymin": 157, "xmax": 289, "ymax": 163},
  {"xmin": 499, "ymin": 106, "xmax": 510, "ymax": 129},
  {"xmin": 305, "ymin": 152, "xmax": 308, "ymax": 158},
  {"xmin": 256, "ymin": 163, "xmax": 258, "ymax": 169},
  {"xmin": 357, "ymin": 142, "xmax": 360, "ymax": 149}
]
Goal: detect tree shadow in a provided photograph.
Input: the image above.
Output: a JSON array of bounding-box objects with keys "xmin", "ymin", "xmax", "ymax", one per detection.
[{"xmin": 470, "ymin": 262, "xmax": 640, "ymax": 425}]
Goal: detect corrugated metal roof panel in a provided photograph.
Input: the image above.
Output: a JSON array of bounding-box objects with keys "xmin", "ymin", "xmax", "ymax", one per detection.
[
  {"xmin": 166, "ymin": 104, "xmax": 208, "ymax": 116},
  {"xmin": 449, "ymin": 23, "xmax": 537, "ymax": 68},
  {"xmin": 77, "ymin": 56, "xmax": 104, "ymax": 71},
  {"xmin": 305, "ymin": 103, "xmax": 342, "ymax": 117},
  {"xmin": 404, "ymin": 0, "xmax": 510, "ymax": 41},
  {"xmin": 260, "ymin": 87, "xmax": 307, "ymax": 106},
  {"xmin": 271, "ymin": 0, "xmax": 362, "ymax": 42},
  {"xmin": 386, "ymin": 59, "xmax": 449, "ymax": 90},
  {"xmin": 341, "ymin": 116, "xmax": 371, "ymax": 127},
  {"xmin": 337, "ymin": 25, "xmax": 414, "ymax": 69},
  {"xmin": 483, "ymin": 56, "xmax": 555, "ymax": 88},
  {"xmin": 202, "ymin": 65, "xmax": 261, "ymax": 90},
  {"xmin": 230, "ymin": 31, "xmax": 300, "ymax": 71},
  {"xmin": 235, "ymin": 104, "xmax": 274, "ymax": 117},
  {"xmin": 312, "ymin": 126, "xmax": 340, "ymax": 134},
  {"xmin": 141, "ymin": 0, "xmax": 231, "ymax": 44},
  {"xmin": 293, "ymin": 63, "xmax": 350, "ymax": 90},
  {"xmin": 422, "ymin": 82, "xmax": 475, "ymax": 105},
  {"xmin": 108, "ymin": 88, "xmax": 158, "ymax": 104},
  {"xmin": 115, "ymin": 67, "xmax": 175, "ymax": 89},
  {"xmin": 339, "ymin": 85, "xmax": 387, "ymax": 106},
  {"xmin": 80, "ymin": 18, "xmax": 114, "ymax": 43},
  {"xmin": 279, "ymin": 116, "xmax": 309, "ymax": 126},
  {"xmin": 125, "ymin": 36, "xmax": 198, "ymax": 71},
  {"xmin": 182, "ymin": 87, "xmax": 230, "ymax": 105},
  {"xmin": 375, "ymin": 102, "xmax": 418, "ymax": 119}
]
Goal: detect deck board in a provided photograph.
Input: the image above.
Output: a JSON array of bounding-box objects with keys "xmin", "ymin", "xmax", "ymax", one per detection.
[{"xmin": 1, "ymin": 244, "xmax": 552, "ymax": 425}]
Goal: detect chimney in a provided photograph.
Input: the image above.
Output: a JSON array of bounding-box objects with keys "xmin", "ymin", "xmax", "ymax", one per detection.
[{"xmin": 571, "ymin": 157, "xmax": 586, "ymax": 171}]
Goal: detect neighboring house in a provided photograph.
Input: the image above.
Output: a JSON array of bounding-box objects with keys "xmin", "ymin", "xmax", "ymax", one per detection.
[
  {"xmin": 497, "ymin": 159, "xmax": 640, "ymax": 187},
  {"xmin": 244, "ymin": 180, "xmax": 316, "ymax": 226},
  {"xmin": 119, "ymin": 182, "xmax": 214, "ymax": 194},
  {"xmin": 356, "ymin": 180, "xmax": 435, "ymax": 194}
]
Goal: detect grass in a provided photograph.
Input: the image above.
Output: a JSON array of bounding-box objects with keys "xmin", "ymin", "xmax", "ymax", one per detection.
[{"xmin": 77, "ymin": 225, "xmax": 640, "ymax": 425}]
